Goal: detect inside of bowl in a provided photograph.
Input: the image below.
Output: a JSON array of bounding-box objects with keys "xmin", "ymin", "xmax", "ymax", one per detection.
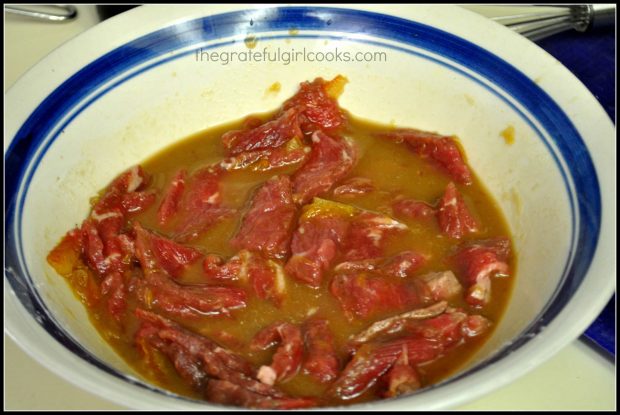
[{"xmin": 18, "ymin": 35, "xmax": 573, "ymax": 390}]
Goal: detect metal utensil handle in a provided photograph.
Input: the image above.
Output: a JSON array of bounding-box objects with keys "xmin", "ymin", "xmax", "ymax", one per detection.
[
  {"xmin": 487, "ymin": 4, "xmax": 615, "ymax": 41},
  {"xmin": 589, "ymin": 4, "xmax": 615, "ymax": 30},
  {"xmin": 5, "ymin": 5, "xmax": 77, "ymax": 22}
]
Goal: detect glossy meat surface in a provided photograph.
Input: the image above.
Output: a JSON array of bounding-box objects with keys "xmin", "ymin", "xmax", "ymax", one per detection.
[{"xmin": 47, "ymin": 76, "xmax": 514, "ymax": 408}]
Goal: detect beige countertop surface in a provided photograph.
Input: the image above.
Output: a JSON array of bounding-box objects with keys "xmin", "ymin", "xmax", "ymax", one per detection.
[{"xmin": 4, "ymin": 4, "xmax": 616, "ymax": 411}]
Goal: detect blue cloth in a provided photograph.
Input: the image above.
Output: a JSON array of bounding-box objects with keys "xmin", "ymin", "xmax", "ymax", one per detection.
[
  {"xmin": 536, "ymin": 26, "xmax": 615, "ymax": 122},
  {"xmin": 536, "ymin": 27, "xmax": 615, "ymax": 355}
]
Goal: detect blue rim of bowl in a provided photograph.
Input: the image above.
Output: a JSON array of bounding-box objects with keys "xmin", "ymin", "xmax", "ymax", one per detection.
[{"xmin": 4, "ymin": 6, "xmax": 601, "ymax": 408}]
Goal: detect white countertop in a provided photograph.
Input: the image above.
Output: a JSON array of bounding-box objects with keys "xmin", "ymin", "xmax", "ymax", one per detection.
[{"xmin": 4, "ymin": 5, "xmax": 616, "ymax": 410}]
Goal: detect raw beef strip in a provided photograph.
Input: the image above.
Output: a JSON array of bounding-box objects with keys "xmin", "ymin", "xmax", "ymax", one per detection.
[
  {"xmin": 230, "ymin": 176, "xmax": 297, "ymax": 259},
  {"xmin": 203, "ymin": 250, "xmax": 287, "ymax": 306},
  {"xmin": 302, "ymin": 319, "xmax": 340, "ymax": 382},
  {"xmin": 134, "ymin": 222, "xmax": 202, "ymax": 278},
  {"xmin": 285, "ymin": 215, "xmax": 349, "ymax": 287},
  {"xmin": 135, "ymin": 309, "xmax": 314, "ymax": 409},
  {"xmin": 251, "ymin": 322, "xmax": 304, "ymax": 385},
  {"xmin": 333, "ymin": 177, "xmax": 375, "ymax": 197},
  {"xmin": 376, "ymin": 128, "xmax": 472, "ymax": 184},
  {"xmin": 282, "ymin": 76, "xmax": 348, "ymax": 132},
  {"xmin": 292, "ymin": 130, "xmax": 357, "ymax": 204},
  {"xmin": 341, "ymin": 212, "xmax": 407, "ymax": 261},
  {"xmin": 173, "ymin": 166, "xmax": 234, "ymax": 242},
  {"xmin": 205, "ymin": 379, "xmax": 317, "ymax": 409},
  {"xmin": 330, "ymin": 273, "xmax": 420, "ymax": 321},
  {"xmin": 392, "ymin": 197, "xmax": 436, "ymax": 221},
  {"xmin": 437, "ymin": 182, "xmax": 479, "ymax": 239},
  {"xmin": 135, "ymin": 272, "xmax": 246, "ymax": 318},
  {"xmin": 221, "ymin": 107, "xmax": 303, "ymax": 155},
  {"xmin": 157, "ymin": 169, "xmax": 186, "ymax": 225},
  {"xmin": 453, "ymin": 238, "xmax": 511, "ymax": 306},
  {"xmin": 219, "ymin": 137, "xmax": 309, "ymax": 172}
]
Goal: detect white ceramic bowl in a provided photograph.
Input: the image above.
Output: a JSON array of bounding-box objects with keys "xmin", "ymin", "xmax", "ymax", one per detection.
[{"xmin": 5, "ymin": 5, "xmax": 615, "ymax": 410}]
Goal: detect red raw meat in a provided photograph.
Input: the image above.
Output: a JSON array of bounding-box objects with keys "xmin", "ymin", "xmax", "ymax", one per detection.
[
  {"xmin": 282, "ymin": 76, "xmax": 347, "ymax": 132},
  {"xmin": 135, "ymin": 308, "xmax": 304, "ymax": 405},
  {"xmin": 182, "ymin": 166, "xmax": 223, "ymax": 213},
  {"xmin": 406, "ymin": 310, "xmax": 469, "ymax": 346},
  {"xmin": 331, "ymin": 269, "xmax": 462, "ymax": 322},
  {"xmin": 230, "ymin": 176, "xmax": 297, "ymax": 259},
  {"xmin": 334, "ymin": 251, "xmax": 427, "ymax": 279},
  {"xmin": 392, "ymin": 197, "xmax": 436, "ymax": 221},
  {"xmin": 108, "ymin": 165, "xmax": 150, "ymax": 194},
  {"xmin": 302, "ymin": 319, "xmax": 340, "ymax": 382},
  {"xmin": 174, "ymin": 206, "xmax": 234, "ymax": 243},
  {"xmin": 285, "ymin": 215, "xmax": 349, "ymax": 288},
  {"xmin": 330, "ymin": 273, "xmax": 420, "ymax": 321},
  {"xmin": 81, "ymin": 186, "xmax": 147, "ymax": 323},
  {"xmin": 157, "ymin": 329, "xmax": 253, "ymax": 379},
  {"xmin": 248, "ymin": 256, "xmax": 286, "ymax": 306},
  {"xmin": 333, "ymin": 177, "xmax": 375, "ymax": 197},
  {"xmin": 391, "ymin": 336, "xmax": 449, "ymax": 360},
  {"xmin": 379, "ymin": 251, "xmax": 427, "ymax": 278},
  {"xmin": 203, "ymin": 250, "xmax": 286, "ymax": 306},
  {"xmin": 211, "ymin": 330, "xmax": 245, "ymax": 349},
  {"xmin": 249, "ymin": 140, "xmax": 308, "ymax": 171},
  {"xmin": 219, "ymin": 140, "xmax": 309, "ymax": 172},
  {"xmin": 151, "ymin": 237, "xmax": 202, "ymax": 278},
  {"xmin": 81, "ymin": 218, "xmax": 107, "ymax": 276},
  {"xmin": 94, "ymin": 220, "xmax": 127, "ymax": 275},
  {"xmin": 165, "ymin": 342, "xmax": 208, "ymax": 387},
  {"xmin": 348, "ymin": 302, "xmax": 449, "ymax": 347},
  {"xmin": 346, "ymin": 301, "xmax": 488, "ymax": 359},
  {"xmin": 202, "ymin": 253, "xmax": 242, "ymax": 281},
  {"xmin": 134, "ymin": 320, "xmax": 207, "ymax": 386},
  {"xmin": 136, "ymin": 272, "xmax": 246, "ymax": 318},
  {"xmin": 453, "ymin": 238, "xmax": 511, "ymax": 306},
  {"xmin": 93, "ymin": 166, "xmax": 152, "ymax": 215},
  {"xmin": 76, "ymin": 167, "xmax": 155, "ymax": 320},
  {"xmin": 417, "ymin": 271, "xmax": 463, "ymax": 302},
  {"xmin": 173, "ymin": 166, "xmax": 234, "ymax": 242},
  {"xmin": 329, "ymin": 337, "xmax": 443, "ymax": 400},
  {"xmin": 221, "ymin": 108, "xmax": 303, "ymax": 155},
  {"xmin": 100, "ymin": 271, "xmax": 126, "ymax": 319},
  {"xmin": 341, "ymin": 212, "xmax": 407, "ymax": 261},
  {"xmin": 93, "ymin": 211, "xmax": 124, "ymax": 243},
  {"xmin": 383, "ymin": 352, "xmax": 421, "ymax": 398},
  {"xmin": 134, "ymin": 223, "xmax": 202, "ymax": 278},
  {"xmin": 80, "ymin": 215, "xmax": 134, "ymax": 320},
  {"xmin": 120, "ymin": 191, "xmax": 156, "ymax": 214},
  {"xmin": 291, "ymin": 130, "xmax": 357, "ymax": 204},
  {"xmin": 242, "ymin": 115, "xmax": 264, "ymax": 129},
  {"xmin": 332, "ymin": 258, "xmax": 380, "ymax": 274},
  {"xmin": 205, "ymin": 379, "xmax": 317, "ymax": 409},
  {"xmin": 251, "ymin": 322, "xmax": 304, "ymax": 385},
  {"xmin": 461, "ymin": 315, "xmax": 492, "ymax": 338},
  {"xmin": 376, "ymin": 129, "xmax": 472, "ymax": 185},
  {"xmin": 157, "ymin": 169, "xmax": 186, "ymax": 225},
  {"xmin": 437, "ymin": 182, "xmax": 479, "ymax": 239}
]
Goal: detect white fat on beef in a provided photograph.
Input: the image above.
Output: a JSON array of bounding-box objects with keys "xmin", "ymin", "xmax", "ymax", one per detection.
[
  {"xmin": 126, "ymin": 166, "xmax": 143, "ymax": 192},
  {"xmin": 419, "ymin": 271, "xmax": 462, "ymax": 301},
  {"xmin": 257, "ymin": 365, "xmax": 277, "ymax": 385}
]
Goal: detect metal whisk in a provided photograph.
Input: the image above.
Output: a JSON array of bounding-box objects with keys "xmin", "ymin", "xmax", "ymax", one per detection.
[
  {"xmin": 5, "ymin": 4, "xmax": 77, "ymax": 22},
  {"xmin": 489, "ymin": 4, "xmax": 615, "ymax": 41},
  {"xmin": 474, "ymin": 4, "xmax": 616, "ymax": 40}
]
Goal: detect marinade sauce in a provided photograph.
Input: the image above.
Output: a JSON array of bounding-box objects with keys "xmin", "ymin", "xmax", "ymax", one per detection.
[{"xmin": 48, "ymin": 77, "xmax": 515, "ymax": 408}]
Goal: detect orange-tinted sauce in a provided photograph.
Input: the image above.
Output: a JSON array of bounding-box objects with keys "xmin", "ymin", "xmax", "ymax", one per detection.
[{"xmin": 48, "ymin": 108, "xmax": 515, "ymax": 406}]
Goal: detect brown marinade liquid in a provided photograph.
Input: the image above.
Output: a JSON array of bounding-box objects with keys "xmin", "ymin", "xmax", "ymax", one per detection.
[{"xmin": 51, "ymin": 111, "xmax": 515, "ymax": 406}]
